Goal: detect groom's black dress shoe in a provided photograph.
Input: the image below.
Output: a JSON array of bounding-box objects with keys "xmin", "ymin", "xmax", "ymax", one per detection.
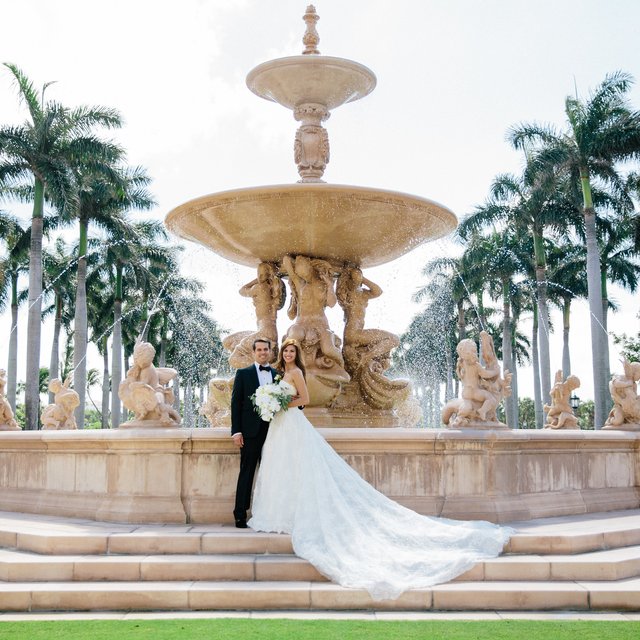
[{"xmin": 235, "ymin": 519, "xmax": 248, "ymax": 529}]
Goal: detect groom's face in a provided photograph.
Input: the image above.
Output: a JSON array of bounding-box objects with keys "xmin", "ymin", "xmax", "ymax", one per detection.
[{"xmin": 254, "ymin": 342, "xmax": 271, "ymax": 365}]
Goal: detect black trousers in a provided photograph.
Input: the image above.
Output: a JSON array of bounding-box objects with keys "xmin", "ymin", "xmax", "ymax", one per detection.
[{"xmin": 233, "ymin": 420, "xmax": 269, "ymax": 521}]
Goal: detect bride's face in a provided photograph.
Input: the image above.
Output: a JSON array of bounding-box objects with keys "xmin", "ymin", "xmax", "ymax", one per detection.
[{"xmin": 282, "ymin": 345, "xmax": 297, "ymax": 364}]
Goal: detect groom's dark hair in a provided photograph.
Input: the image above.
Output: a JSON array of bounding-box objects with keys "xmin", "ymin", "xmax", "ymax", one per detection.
[{"xmin": 252, "ymin": 338, "xmax": 271, "ymax": 350}]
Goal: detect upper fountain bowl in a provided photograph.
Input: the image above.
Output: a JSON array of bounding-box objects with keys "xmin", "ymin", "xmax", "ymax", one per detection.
[
  {"xmin": 165, "ymin": 183, "xmax": 457, "ymax": 269},
  {"xmin": 246, "ymin": 55, "xmax": 376, "ymax": 111}
]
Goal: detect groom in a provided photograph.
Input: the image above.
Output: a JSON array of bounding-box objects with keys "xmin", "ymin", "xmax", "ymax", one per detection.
[{"xmin": 230, "ymin": 337, "xmax": 276, "ymax": 528}]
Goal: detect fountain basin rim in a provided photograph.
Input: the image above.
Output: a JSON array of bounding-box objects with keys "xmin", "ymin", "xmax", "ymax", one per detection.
[
  {"xmin": 246, "ymin": 55, "xmax": 377, "ymax": 110},
  {"xmin": 165, "ymin": 183, "xmax": 458, "ymax": 268}
]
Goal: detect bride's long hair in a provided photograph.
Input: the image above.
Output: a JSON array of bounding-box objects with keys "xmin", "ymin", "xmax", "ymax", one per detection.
[{"xmin": 274, "ymin": 338, "xmax": 306, "ymax": 379}]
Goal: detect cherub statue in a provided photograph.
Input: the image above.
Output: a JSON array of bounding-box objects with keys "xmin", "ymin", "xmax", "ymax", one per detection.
[
  {"xmin": 118, "ymin": 341, "xmax": 181, "ymax": 427},
  {"xmin": 0, "ymin": 369, "xmax": 20, "ymax": 431},
  {"xmin": 41, "ymin": 377, "xmax": 80, "ymax": 430},
  {"xmin": 441, "ymin": 331, "xmax": 511, "ymax": 428},
  {"xmin": 200, "ymin": 377, "xmax": 233, "ymax": 427},
  {"xmin": 603, "ymin": 359, "xmax": 640, "ymax": 430},
  {"xmin": 544, "ymin": 370, "xmax": 580, "ymax": 429}
]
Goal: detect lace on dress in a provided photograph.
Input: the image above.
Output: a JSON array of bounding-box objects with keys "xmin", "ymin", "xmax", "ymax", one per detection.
[{"xmin": 247, "ymin": 382, "xmax": 512, "ymax": 600}]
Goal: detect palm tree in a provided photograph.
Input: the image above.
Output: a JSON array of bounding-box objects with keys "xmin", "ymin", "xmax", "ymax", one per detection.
[
  {"xmin": 412, "ymin": 273, "xmax": 460, "ymax": 401},
  {"xmin": 457, "ymin": 164, "xmax": 581, "ymax": 410},
  {"xmin": 42, "ymin": 238, "xmax": 76, "ymax": 403},
  {"xmin": 509, "ymin": 71, "xmax": 640, "ymax": 428},
  {"xmin": 0, "ymin": 64, "xmax": 122, "ymax": 428},
  {"xmin": 72, "ymin": 165, "xmax": 154, "ymax": 428},
  {"xmin": 546, "ymin": 241, "xmax": 588, "ymax": 379},
  {"xmin": 95, "ymin": 219, "xmax": 173, "ymax": 427},
  {"xmin": 84, "ymin": 254, "xmax": 118, "ymax": 429},
  {"xmin": 0, "ymin": 213, "xmax": 29, "ymax": 411},
  {"xmin": 163, "ymin": 291, "xmax": 226, "ymax": 427},
  {"xmin": 459, "ymin": 230, "xmax": 526, "ymax": 427},
  {"xmin": 598, "ymin": 214, "xmax": 640, "ymax": 386}
]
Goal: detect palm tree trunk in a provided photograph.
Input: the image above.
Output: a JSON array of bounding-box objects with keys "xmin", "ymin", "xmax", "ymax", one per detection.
[
  {"xmin": 532, "ymin": 304, "xmax": 543, "ymax": 428},
  {"xmin": 101, "ymin": 336, "xmax": 110, "ymax": 429},
  {"xmin": 600, "ymin": 269, "xmax": 612, "ymax": 408},
  {"xmin": 111, "ymin": 263, "xmax": 123, "ymax": 428},
  {"xmin": 25, "ymin": 178, "xmax": 45, "ymax": 430},
  {"xmin": 184, "ymin": 380, "xmax": 193, "ymax": 428},
  {"xmin": 140, "ymin": 292, "xmax": 149, "ymax": 341},
  {"xmin": 476, "ymin": 291, "xmax": 487, "ymax": 363},
  {"xmin": 501, "ymin": 280, "xmax": 514, "ymax": 428},
  {"xmin": 7, "ymin": 273, "xmax": 18, "ymax": 412},
  {"xmin": 562, "ymin": 297, "xmax": 571, "ymax": 379},
  {"xmin": 48, "ymin": 294, "xmax": 62, "ymax": 404},
  {"xmin": 73, "ymin": 217, "xmax": 89, "ymax": 429},
  {"xmin": 159, "ymin": 314, "xmax": 168, "ymax": 367},
  {"xmin": 199, "ymin": 385, "xmax": 205, "ymax": 428},
  {"xmin": 533, "ymin": 228, "xmax": 551, "ymax": 407},
  {"xmin": 511, "ymin": 336, "xmax": 520, "ymax": 428},
  {"xmin": 444, "ymin": 339, "xmax": 454, "ymax": 402},
  {"xmin": 122, "ymin": 354, "xmax": 130, "ymax": 424},
  {"xmin": 581, "ymin": 170, "xmax": 607, "ymax": 429},
  {"xmin": 454, "ymin": 298, "xmax": 464, "ymax": 400},
  {"xmin": 431, "ymin": 383, "xmax": 440, "ymax": 428},
  {"xmin": 457, "ymin": 299, "xmax": 466, "ymax": 341},
  {"xmin": 173, "ymin": 374, "xmax": 181, "ymax": 414}
]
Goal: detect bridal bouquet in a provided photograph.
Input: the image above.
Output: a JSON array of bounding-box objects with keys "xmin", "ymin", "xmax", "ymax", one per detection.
[{"xmin": 251, "ymin": 379, "xmax": 293, "ymax": 421}]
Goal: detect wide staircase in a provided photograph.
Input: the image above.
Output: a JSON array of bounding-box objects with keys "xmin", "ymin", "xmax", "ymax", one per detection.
[{"xmin": 0, "ymin": 510, "xmax": 639, "ymax": 612}]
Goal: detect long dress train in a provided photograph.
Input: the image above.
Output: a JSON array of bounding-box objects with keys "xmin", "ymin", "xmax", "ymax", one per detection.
[{"xmin": 248, "ymin": 381, "xmax": 512, "ymax": 601}]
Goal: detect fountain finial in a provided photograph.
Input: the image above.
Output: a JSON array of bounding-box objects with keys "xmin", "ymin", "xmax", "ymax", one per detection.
[{"xmin": 302, "ymin": 5, "xmax": 320, "ymax": 55}]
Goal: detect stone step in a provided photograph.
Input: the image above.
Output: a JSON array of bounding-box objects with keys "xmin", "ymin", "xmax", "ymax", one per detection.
[
  {"xmin": 3, "ymin": 524, "xmax": 640, "ymax": 558},
  {"xmin": 1, "ymin": 578, "xmax": 639, "ymax": 612},
  {"xmin": 0, "ymin": 527, "xmax": 294, "ymax": 556},
  {"xmin": 2, "ymin": 545, "xmax": 640, "ymax": 584},
  {"xmin": 472, "ymin": 545, "xmax": 640, "ymax": 582},
  {"xmin": 0, "ymin": 550, "xmax": 325, "ymax": 583}
]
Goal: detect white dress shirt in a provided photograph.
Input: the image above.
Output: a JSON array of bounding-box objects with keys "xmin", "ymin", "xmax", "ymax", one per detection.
[{"xmin": 254, "ymin": 362, "xmax": 273, "ymax": 387}]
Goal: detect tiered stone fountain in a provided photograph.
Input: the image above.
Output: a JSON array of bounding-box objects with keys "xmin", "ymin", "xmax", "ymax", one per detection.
[
  {"xmin": 166, "ymin": 5, "xmax": 457, "ymax": 426},
  {"xmin": 0, "ymin": 6, "xmax": 637, "ymax": 529}
]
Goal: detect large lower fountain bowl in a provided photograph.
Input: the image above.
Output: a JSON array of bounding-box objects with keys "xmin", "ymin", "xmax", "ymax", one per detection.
[{"xmin": 165, "ymin": 183, "xmax": 457, "ymax": 268}]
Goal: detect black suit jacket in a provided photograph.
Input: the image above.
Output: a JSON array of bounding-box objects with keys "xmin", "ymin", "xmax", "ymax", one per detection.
[{"xmin": 230, "ymin": 364, "xmax": 276, "ymax": 438}]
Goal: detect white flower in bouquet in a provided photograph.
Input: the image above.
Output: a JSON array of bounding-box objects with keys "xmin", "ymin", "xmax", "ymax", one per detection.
[{"xmin": 251, "ymin": 380, "xmax": 293, "ymax": 421}]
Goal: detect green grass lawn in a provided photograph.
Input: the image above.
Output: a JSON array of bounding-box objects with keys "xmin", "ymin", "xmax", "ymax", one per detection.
[{"xmin": 0, "ymin": 619, "xmax": 638, "ymax": 640}]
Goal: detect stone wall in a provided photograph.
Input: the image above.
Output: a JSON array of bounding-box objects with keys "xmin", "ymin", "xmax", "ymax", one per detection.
[{"xmin": 0, "ymin": 428, "xmax": 638, "ymax": 524}]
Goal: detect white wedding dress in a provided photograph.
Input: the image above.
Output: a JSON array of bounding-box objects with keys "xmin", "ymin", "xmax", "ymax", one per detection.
[{"xmin": 248, "ymin": 381, "xmax": 512, "ymax": 601}]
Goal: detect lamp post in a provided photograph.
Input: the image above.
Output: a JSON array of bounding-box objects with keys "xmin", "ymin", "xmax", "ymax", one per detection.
[{"xmin": 570, "ymin": 394, "xmax": 581, "ymax": 411}]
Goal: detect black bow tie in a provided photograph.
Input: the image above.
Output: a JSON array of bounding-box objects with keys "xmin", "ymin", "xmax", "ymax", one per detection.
[{"xmin": 259, "ymin": 365, "xmax": 270, "ymax": 372}]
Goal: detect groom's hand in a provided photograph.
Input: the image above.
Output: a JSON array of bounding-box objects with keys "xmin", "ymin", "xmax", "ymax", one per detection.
[{"xmin": 232, "ymin": 433, "xmax": 244, "ymax": 448}]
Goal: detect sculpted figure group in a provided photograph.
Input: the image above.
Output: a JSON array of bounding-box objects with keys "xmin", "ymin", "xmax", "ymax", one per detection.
[
  {"xmin": 441, "ymin": 331, "xmax": 512, "ymax": 429},
  {"xmin": 603, "ymin": 359, "xmax": 640, "ymax": 431},
  {"xmin": 336, "ymin": 266, "xmax": 410, "ymax": 412},
  {"xmin": 544, "ymin": 370, "xmax": 581, "ymax": 430},
  {"xmin": 41, "ymin": 378, "xmax": 80, "ymax": 430},
  {"xmin": 206, "ymin": 255, "xmax": 408, "ymax": 424},
  {"xmin": 118, "ymin": 341, "xmax": 181, "ymax": 428},
  {"xmin": 0, "ymin": 369, "xmax": 20, "ymax": 431},
  {"xmin": 223, "ymin": 263, "xmax": 285, "ymax": 369}
]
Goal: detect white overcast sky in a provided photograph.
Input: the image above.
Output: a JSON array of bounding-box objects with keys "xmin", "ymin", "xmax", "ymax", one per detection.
[{"xmin": 1, "ymin": 0, "xmax": 639, "ymax": 401}]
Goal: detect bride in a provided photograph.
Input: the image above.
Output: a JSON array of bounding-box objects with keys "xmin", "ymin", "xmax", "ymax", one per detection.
[{"xmin": 248, "ymin": 338, "xmax": 512, "ymax": 601}]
